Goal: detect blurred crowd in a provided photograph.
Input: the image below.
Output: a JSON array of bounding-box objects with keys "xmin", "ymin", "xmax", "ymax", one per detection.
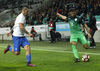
[
  {"xmin": 0, "ymin": 0, "xmax": 44, "ymax": 12},
  {"xmin": 25, "ymin": 0, "xmax": 100, "ymax": 26},
  {"xmin": 0, "ymin": 0, "xmax": 100, "ymax": 27}
]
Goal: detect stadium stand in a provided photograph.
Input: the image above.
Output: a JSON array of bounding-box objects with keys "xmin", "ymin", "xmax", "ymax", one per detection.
[{"xmin": 0, "ymin": 0, "xmax": 100, "ymax": 27}]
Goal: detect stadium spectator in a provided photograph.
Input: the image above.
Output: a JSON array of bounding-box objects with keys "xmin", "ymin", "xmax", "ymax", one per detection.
[
  {"xmin": 36, "ymin": 20, "xmax": 43, "ymax": 25},
  {"xmin": 28, "ymin": 19, "xmax": 33, "ymax": 26},
  {"xmin": 89, "ymin": 8, "xmax": 95, "ymax": 16},
  {"xmin": 75, "ymin": 9, "xmax": 81, "ymax": 16},
  {"xmin": 30, "ymin": 27, "xmax": 42, "ymax": 41},
  {"xmin": 4, "ymin": 6, "xmax": 36, "ymax": 67},
  {"xmin": 57, "ymin": 8, "xmax": 91, "ymax": 63},
  {"xmin": 13, "ymin": 13, "xmax": 18, "ymax": 18},
  {"xmin": 94, "ymin": 4, "xmax": 100, "ymax": 15}
]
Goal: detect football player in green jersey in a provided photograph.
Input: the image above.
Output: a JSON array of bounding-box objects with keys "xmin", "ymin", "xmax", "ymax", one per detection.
[{"xmin": 57, "ymin": 8, "xmax": 91, "ymax": 63}]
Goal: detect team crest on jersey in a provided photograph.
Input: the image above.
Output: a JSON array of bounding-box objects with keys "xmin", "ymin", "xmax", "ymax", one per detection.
[{"xmin": 75, "ymin": 18, "xmax": 77, "ymax": 21}]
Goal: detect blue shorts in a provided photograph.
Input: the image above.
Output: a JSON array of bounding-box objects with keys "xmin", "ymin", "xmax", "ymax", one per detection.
[{"xmin": 13, "ymin": 36, "xmax": 30, "ymax": 52}]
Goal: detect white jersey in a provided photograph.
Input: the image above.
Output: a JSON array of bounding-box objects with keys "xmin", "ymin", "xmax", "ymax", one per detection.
[{"xmin": 13, "ymin": 13, "xmax": 26, "ymax": 37}]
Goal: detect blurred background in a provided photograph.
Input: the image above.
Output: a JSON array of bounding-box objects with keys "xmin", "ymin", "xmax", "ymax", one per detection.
[{"xmin": 0, "ymin": 0, "xmax": 100, "ymax": 42}]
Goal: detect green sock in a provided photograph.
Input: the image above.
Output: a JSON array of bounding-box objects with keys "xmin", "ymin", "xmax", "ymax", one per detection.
[{"xmin": 72, "ymin": 45, "xmax": 79, "ymax": 59}]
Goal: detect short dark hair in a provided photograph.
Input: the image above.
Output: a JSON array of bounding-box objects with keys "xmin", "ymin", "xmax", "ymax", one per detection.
[
  {"xmin": 22, "ymin": 6, "xmax": 29, "ymax": 10},
  {"xmin": 69, "ymin": 8, "xmax": 75, "ymax": 12},
  {"xmin": 32, "ymin": 27, "xmax": 34, "ymax": 28}
]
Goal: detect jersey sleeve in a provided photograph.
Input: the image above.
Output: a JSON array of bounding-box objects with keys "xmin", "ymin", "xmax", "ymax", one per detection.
[
  {"xmin": 82, "ymin": 19, "xmax": 86, "ymax": 25},
  {"xmin": 18, "ymin": 17, "xmax": 24, "ymax": 24}
]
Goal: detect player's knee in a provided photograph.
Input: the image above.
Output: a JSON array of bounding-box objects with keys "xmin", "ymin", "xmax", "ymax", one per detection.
[
  {"xmin": 71, "ymin": 42, "xmax": 76, "ymax": 45},
  {"xmin": 14, "ymin": 52, "xmax": 20, "ymax": 55},
  {"xmin": 25, "ymin": 45, "xmax": 30, "ymax": 51},
  {"xmin": 27, "ymin": 47, "xmax": 30, "ymax": 51},
  {"xmin": 83, "ymin": 44, "xmax": 89, "ymax": 49}
]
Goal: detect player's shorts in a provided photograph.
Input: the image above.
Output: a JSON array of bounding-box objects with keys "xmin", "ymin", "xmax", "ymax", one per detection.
[
  {"xmin": 13, "ymin": 36, "xmax": 30, "ymax": 52},
  {"xmin": 70, "ymin": 34, "xmax": 87, "ymax": 45}
]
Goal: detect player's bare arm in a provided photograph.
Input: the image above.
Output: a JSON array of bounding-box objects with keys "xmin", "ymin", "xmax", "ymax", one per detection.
[
  {"xmin": 7, "ymin": 26, "xmax": 14, "ymax": 37},
  {"xmin": 19, "ymin": 23, "xmax": 32, "ymax": 37},
  {"xmin": 57, "ymin": 13, "xmax": 67, "ymax": 20},
  {"xmin": 84, "ymin": 23, "xmax": 91, "ymax": 38}
]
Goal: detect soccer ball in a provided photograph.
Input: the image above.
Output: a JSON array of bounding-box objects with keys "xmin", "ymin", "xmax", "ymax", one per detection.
[{"xmin": 82, "ymin": 54, "xmax": 90, "ymax": 62}]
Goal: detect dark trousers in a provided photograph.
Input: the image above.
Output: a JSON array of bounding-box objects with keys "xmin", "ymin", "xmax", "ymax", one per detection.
[
  {"xmin": 50, "ymin": 31, "xmax": 55, "ymax": 43},
  {"xmin": 90, "ymin": 30, "xmax": 96, "ymax": 46},
  {"xmin": 33, "ymin": 34, "xmax": 42, "ymax": 41}
]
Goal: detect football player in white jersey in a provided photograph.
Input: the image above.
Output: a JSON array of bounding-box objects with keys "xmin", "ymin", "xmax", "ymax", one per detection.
[{"xmin": 4, "ymin": 6, "xmax": 36, "ymax": 67}]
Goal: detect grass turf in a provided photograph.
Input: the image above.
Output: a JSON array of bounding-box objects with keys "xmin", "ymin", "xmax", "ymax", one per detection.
[{"xmin": 0, "ymin": 40, "xmax": 100, "ymax": 71}]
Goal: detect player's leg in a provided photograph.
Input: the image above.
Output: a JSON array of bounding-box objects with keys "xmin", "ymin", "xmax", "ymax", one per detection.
[
  {"xmin": 52, "ymin": 31, "xmax": 56, "ymax": 43},
  {"xmin": 79, "ymin": 34, "xmax": 90, "ymax": 49},
  {"xmin": 50, "ymin": 31, "xmax": 53, "ymax": 43},
  {"xmin": 4, "ymin": 36, "xmax": 20, "ymax": 55},
  {"xmin": 38, "ymin": 34, "xmax": 42, "ymax": 41},
  {"xmin": 4, "ymin": 45, "xmax": 13, "ymax": 53},
  {"xmin": 90, "ymin": 30, "xmax": 96, "ymax": 48},
  {"xmin": 22, "ymin": 37, "xmax": 36, "ymax": 67},
  {"xmin": 70, "ymin": 36, "xmax": 80, "ymax": 63}
]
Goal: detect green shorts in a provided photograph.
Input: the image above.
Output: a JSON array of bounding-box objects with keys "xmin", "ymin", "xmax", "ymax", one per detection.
[{"xmin": 70, "ymin": 34, "xmax": 87, "ymax": 44}]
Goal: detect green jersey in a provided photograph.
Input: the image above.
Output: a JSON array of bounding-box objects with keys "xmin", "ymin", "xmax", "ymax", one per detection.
[{"xmin": 67, "ymin": 15, "xmax": 84, "ymax": 35}]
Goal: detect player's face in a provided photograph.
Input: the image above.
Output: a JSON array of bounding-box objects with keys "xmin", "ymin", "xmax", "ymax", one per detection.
[
  {"xmin": 24, "ymin": 8, "xmax": 29, "ymax": 16},
  {"xmin": 70, "ymin": 11, "xmax": 76, "ymax": 17}
]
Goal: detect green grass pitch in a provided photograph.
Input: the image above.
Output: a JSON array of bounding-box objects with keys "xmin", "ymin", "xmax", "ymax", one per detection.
[{"xmin": 0, "ymin": 40, "xmax": 100, "ymax": 71}]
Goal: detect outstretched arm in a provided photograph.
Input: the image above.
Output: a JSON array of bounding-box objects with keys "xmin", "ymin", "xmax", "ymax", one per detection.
[
  {"xmin": 57, "ymin": 13, "xmax": 67, "ymax": 20},
  {"xmin": 84, "ymin": 23, "xmax": 91, "ymax": 38}
]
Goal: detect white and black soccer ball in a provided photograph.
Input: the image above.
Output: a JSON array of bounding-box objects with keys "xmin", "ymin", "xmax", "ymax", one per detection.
[{"xmin": 82, "ymin": 54, "xmax": 90, "ymax": 62}]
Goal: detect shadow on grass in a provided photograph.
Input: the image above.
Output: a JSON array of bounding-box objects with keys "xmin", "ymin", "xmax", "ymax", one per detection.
[
  {"xmin": 0, "ymin": 62, "xmax": 27, "ymax": 71},
  {"xmin": 0, "ymin": 66, "xmax": 23, "ymax": 71}
]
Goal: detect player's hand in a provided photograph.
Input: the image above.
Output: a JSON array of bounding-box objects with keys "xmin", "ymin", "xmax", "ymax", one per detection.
[
  {"xmin": 88, "ymin": 33, "xmax": 91, "ymax": 38},
  {"xmin": 28, "ymin": 33, "xmax": 33, "ymax": 37},
  {"xmin": 57, "ymin": 13, "xmax": 60, "ymax": 16},
  {"xmin": 7, "ymin": 32, "xmax": 11, "ymax": 37}
]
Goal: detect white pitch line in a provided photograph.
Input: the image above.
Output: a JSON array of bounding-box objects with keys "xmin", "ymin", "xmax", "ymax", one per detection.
[
  {"xmin": 32, "ymin": 48, "xmax": 100, "ymax": 55},
  {"xmin": 0, "ymin": 46, "xmax": 100, "ymax": 55}
]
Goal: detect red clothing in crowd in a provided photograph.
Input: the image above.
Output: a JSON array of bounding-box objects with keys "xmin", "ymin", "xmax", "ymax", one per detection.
[{"xmin": 30, "ymin": 29, "xmax": 36, "ymax": 36}]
